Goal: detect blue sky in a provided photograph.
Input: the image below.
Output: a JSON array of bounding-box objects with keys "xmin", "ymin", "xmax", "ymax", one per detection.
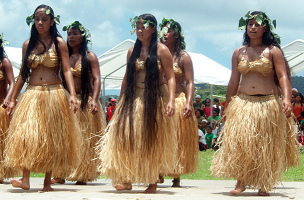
[{"xmin": 1, "ymin": 0, "xmax": 304, "ymax": 79}]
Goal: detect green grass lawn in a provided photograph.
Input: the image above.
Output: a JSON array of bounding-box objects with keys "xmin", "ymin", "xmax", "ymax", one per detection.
[{"xmin": 31, "ymin": 150, "xmax": 304, "ymax": 181}]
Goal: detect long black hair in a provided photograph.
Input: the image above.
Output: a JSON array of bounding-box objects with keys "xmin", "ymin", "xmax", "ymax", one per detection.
[
  {"xmin": 0, "ymin": 40, "xmax": 7, "ymax": 62},
  {"xmin": 118, "ymin": 13, "xmax": 160, "ymax": 151},
  {"xmin": 67, "ymin": 27, "xmax": 90, "ymax": 110},
  {"xmin": 21, "ymin": 4, "xmax": 61, "ymax": 82},
  {"xmin": 243, "ymin": 11, "xmax": 291, "ymax": 85}
]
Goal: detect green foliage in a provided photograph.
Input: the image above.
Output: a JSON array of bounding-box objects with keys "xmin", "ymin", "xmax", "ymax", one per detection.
[
  {"xmin": 63, "ymin": 21, "xmax": 92, "ymax": 46},
  {"xmin": 194, "ymin": 84, "xmax": 227, "ymax": 102},
  {"xmin": 129, "ymin": 16, "xmax": 156, "ymax": 35},
  {"xmin": 0, "ymin": 33, "xmax": 9, "ymax": 48},
  {"xmin": 26, "ymin": 7, "xmax": 60, "ymax": 27}
]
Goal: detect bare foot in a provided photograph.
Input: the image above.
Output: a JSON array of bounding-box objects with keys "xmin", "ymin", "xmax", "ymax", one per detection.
[
  {"xmin": 144, "ymin": 183, "xmax": 157, "ymax": 194},
  {"xmin": 51, "ymin": 178, "xmax": 65, "ymax": 184},
  {"xmin": 42, "ymin": 185, "xmax": 54, "ymax": 192},
  {"xmin": 172, "ymin": 178, "xmax": 181, "ymax": 187},
  {"xmin": 10, "ymin": 179, "xmax": 30, "ymax": 190},
  {"xmin": 75, "ymin": 181, "xmax": 87, "ymax": 185},
  {"xmin": 157, "ymin": 175, "xmax": 164, "ymax": 184},
  {"xmin": 230, "ymin": 181, "xmax": 245, "ymax": 195},
  {"xmin": 114, "ymin": 183, "xmax": 132, "ymax": 191},
  {"xmin": 258, "ymin": 189, "xmax": 270, "ymax": 196}
]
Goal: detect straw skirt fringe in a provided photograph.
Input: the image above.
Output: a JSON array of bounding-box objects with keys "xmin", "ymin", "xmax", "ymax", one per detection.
[
  {"xmin": 168, "ymin": 92, "xmax": 198, "ymax": 177},
  {"xmin": 4, "ymin": 84, "xmax": 81, "ymax": 176},
  {"xmin": 0, "ymin": 106, "xmax": 20, "ymax": 179},
  {"xmin": 211, "ymin": 93, "xmax": 300, "ymax": 192},
  {"xmin": 98, "ymin": 84, "xmax": 177, "ymax": 185},
  {"xmin": 67, "ymin": 95, "xmax": 106, "ymax": 182}
]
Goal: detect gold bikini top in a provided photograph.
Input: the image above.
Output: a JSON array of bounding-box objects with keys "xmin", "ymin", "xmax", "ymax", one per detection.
[
  {"xmin": 28, "ymin": 48, "xmax": 59, "ymax": 69},
  {"xmin": 71, "ymin": 63, "xmax": 82, "ymax": 78},
  {"xmin": 173, "ymin": 62, "xmax": 183, "ymax": 77},
  {"xmin": 238, "ymin": 48, "xmax": 273, "ymax": 76},
  {"xmin": 135, "ymin": 59, "xmax": 163, "ymax": 71}
]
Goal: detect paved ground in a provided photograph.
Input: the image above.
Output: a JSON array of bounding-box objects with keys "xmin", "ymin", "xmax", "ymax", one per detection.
[{"xmin": 0, "ymin": 178, "xmax": 303, "ymax": 200}]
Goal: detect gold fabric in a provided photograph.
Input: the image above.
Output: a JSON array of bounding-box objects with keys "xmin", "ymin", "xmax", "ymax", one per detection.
[
  {"xmin": 173, "ymin": 63, "xmax": 183, "ymax": 77},
  {"xmin": 98, "ymin": 84, "xmax": 177, "ymax": 185},
  {"xmin": 238, "ymin": 49, "xmax": 273, "ymax": 76},
  {"xmin": 168, "ymin": 92, "xmax": 198, "ymax": 177},
  {"xmin": 0, "ymin": 106, "xmax": 20, "ymax": 179},
  {"xmin": 28, "ymin": 48, "xmax": 58, "ymax": 69},
  {"xmin": 66, "ymin": 95, "xmax": 106, "ymax": 182},
  {"xmin": 71, "ymin": 63, "xmax": 82, "ymax": 78},
  {"xmin": 211, "ymin": 93, "xmax": 300, "ymax": 192},
  {"xmin": 4, "ymin": 84, "xmax": 81, "ymax": 176},
  {"xmin": 135, "ymin": 59, "xmax": 163, "ymax": 71}
]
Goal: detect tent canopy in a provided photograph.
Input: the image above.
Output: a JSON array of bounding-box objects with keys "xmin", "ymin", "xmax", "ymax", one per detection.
[
  {"xmin": 4, "ymin": 47, "xmax": 22, "ymax": 78},
  {"xmin": 282, "ymin": 39, "xmax": 304, "ymax": 75},
  {"xmin": 98, "ymin": 39, "xmax": 231, "ymax": 93}
]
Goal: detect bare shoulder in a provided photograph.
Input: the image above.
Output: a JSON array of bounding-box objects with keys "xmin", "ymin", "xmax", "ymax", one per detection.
[
  {"xmin": 269, "ymin": 45, "xmax": 282, "ymax": 55},
  {"xmin": 157, "ymin": 42, "xmax": 169, "ymax": 53},
  {"xmin": 56, "ymin": 37, "xmax": 67, "ymax": 47},
  {"xmin": 87, "ymin": 50, "xmax": 98, "ymax": 61},
  {"xmin": 22, "ymin": 40, "xmax": 30, "ymax": 49}
]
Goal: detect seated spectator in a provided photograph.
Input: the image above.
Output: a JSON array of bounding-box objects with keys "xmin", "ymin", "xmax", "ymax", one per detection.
[
  {"xmin": 196, "ymin": 109, "xmax": 205, "ymax": 129},
  {"xmin": 205, "ymin": 125, "xmax": 216, "ymax": 149},
  {"xmin": 208, "ymin": 108, "xmax": 220, "ymax": 122},
  {"xmin": 203, "ymin": 98, "xmax": 212, "ymax": 118},
  {"xmin": 212, "ymin": 98, "xmax": 221, "ymax": 116},
  {"xmin": 292, "ymin": 88, "xmax": 298, "ymax": 96},
  {"xmin": 198, "ymin": 129, "xmax": 207, "ymax": 151},
  {"xmin": 200, "ymin": 119, "xmax": 208, "ymax": 134},
  {"xmin": 292, "ymin": 93, "xmax": 304, "ymax": 123}
]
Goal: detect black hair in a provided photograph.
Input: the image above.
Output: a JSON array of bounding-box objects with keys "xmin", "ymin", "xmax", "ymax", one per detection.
[
  {"xmin": 21, "ymin": 4, "xmax": 62, "ymax": 82},
  {"xmin": 67, "ymin": 27, "xmax": 90, "ymax": 110},
  {"xmin": 213, "ymin": 107, "xmax": 220, "ymax": 115},
  {"xmin": 0, "ymin": 40, "xmax": 7, "ymax": 62},
  {"xmin": 117, "ymin": 14, "xmax": 159, "ymax": 152},
  {"xmin": 213, "ymin": 98, "xmax": 219, "ymax": 103},
  {"xmin": 242, "ymin": 11, "xmax": 291, "ymax": 86},
  {"xmin": 206, "ymin": 125, "xmax": 212, "ymax": 130},
  {"xmin": 167, "ymin": 20, "xmax": 184, "ymax": 58}
]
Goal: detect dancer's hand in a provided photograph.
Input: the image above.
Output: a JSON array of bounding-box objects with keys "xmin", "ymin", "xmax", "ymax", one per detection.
[
  {"xmin": 166, "ymin": 101, "xmax": 175, "ymax": 117},
  {"xmin": 69, "ymin": 95, "xmax": 78, "ymax": 113},
  {"xmin": 183, "ymin": 103, "xmax": 193, "ymax": 119},
  {"xmin": 89, "ymin": 99, "xmax": 99, "ymax": 114},
  {"xmin": 2, "ymin": 97, "xmax": 10, "ymax": 109},
  {"xmin": 282, "ymin": 97, "xmax": 291, "ymax": 118},
  {"xmin": 6, "ymin": 101, "xmax": 16, "ymax": 120}
]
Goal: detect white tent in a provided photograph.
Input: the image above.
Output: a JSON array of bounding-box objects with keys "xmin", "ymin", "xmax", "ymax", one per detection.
[
  {"xmin": 98, "ymin": 39, "xmax": 231, "ymax": 96},
  {"xmin": 282, "ymin": 39, "xmax": 304, "ymax": 75},
  {"xmin": 4, "ymin": 47, "xmax": 22, "ymax": 78}
]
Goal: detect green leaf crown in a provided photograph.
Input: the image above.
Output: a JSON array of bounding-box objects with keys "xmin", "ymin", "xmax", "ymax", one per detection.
[
  {"xmin": 130, "ymin": 16, "xmax": 156, "ymax": 35},
  {"xmin": 238, "ymin": 11, "xmax": 280, "ymax": 45},
  {"xmin": 0, "ymin": 33, "xmax": 9, "ymax": 48},
  {"xmin": 26, "ymin": 7, "xmax": 60, "ymax": 27},
  {"xmin": 158, "ymin": 18, "xmax": 186, "ymax": 50},
  {"xmin": 62, "ymin": 21, "xmax": 92, "ymax": 46}
]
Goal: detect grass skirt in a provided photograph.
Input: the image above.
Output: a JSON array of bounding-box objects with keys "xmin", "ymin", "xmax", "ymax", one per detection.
[
  {"xmin": 98, "ymin": 84, "xmax": 177, "ymax": 185},
  {"xmin": 4, "ymin": 84, "xmax": 81, "ymax": 176},
  {"xmin": 66, "ymin": 95, "xmax": 106, "ymax": 182},
  {"xmin": 168, "ymin": 92, "xmax": 198, "ymax": 177},
  {"xmin": 0, "ymin": 106, "xmax": 20, "ymax": 179},
  {"xmin": 211, "ymin": 93, "xmax": 300, "ymax": 192}
]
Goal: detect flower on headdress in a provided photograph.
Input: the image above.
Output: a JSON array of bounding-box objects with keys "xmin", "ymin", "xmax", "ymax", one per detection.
[
  {"xmin": 26, "ymin": 7, "xmax": 60, "ymax": 27},
  {"xmin": 0, "ymin": 33, "xmax": 9, "ymax": 48},
  {"xmin": 238, "ymin": 11, "xmax": 280, "ymax": 45},
  {"xmin": 62, "ymin": 21, "xmax": 92, "ymax": 47},
  {"xmin": 158, "ymin": 18, "xmax": 186, "ymax": 50},
  {"xmin": 130, "ymin": 16, "xmax": 156, "ymax": 35}
]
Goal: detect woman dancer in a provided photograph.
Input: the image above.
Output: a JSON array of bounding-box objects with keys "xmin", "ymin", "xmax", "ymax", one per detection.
[
  {"xmin": 53, "ymin": 21, "xmax": 106, "ymax": 185},
  {"xmin": 4, "ymin": 4, "xmax": 80, "ymax": 191},
  {"xmin": 0, "ymin": 34, "xmax": 17, "ymax": 183},
  {"xmin": 211, "ymin": 11, "xmax": 300, "ymax": 196},
  {"xmin": 159, "ymin": 18, "xmax": 198, "ymax": 187},
  {"xmin": 98, "ymin": 14, "xmax": 176, "ymax": 193}
]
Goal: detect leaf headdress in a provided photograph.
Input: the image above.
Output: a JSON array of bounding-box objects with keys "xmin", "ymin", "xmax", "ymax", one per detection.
[
  {"xmin": 238, "ymin": 11, "xmax": 280, "ymax": 45},
  {"xmin": 62, "ymin": 21, "xmax": 92, "ymax": 46},
  {"xmin": 158, "ymin": 18, "xmax": 186, "ymax": 50},
  {"xmin": 26, "ymin": 7, "xmax": 60, "ymax": 27},
  {"xmin": 130, "ymin": 16, "xmax": 156, "ymax": 35},
  {"xmin": 0, "ymin": 33, "xmax": 9, "ymax": 48}
]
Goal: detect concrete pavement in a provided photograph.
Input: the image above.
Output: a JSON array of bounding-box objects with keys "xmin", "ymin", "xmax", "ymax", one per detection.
[{"xmin": 0, "ymin": 178, "xmax": 303, "ymax": 200}]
